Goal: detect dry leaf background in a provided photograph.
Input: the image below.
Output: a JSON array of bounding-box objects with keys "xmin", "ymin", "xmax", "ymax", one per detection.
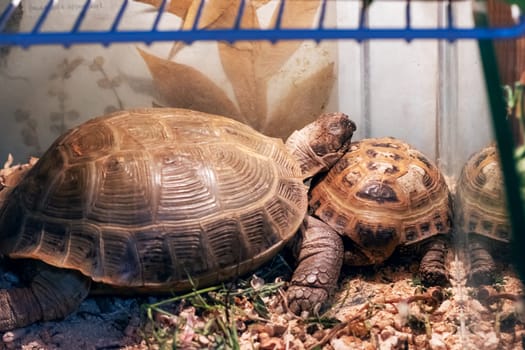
[{"xmin": 136, "ymin": 0, "xmax": 336, "ymax": 139}]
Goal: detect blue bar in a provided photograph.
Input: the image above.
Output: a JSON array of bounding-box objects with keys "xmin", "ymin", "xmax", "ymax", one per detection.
[
  {"xmin": 32, "ymin": 0, "xmax": 55, "ymax": 34},
  {"xmin": 110, "ymin": 0, "xmax": 129, "ymax": 33},
  {"xmin": 318, "ymin": 0, "xmax": 328, "ymax": 30},
  {"xmin": 72, "ymin": 0, "xmax": 92, "ymax": 33},
  {"xmin": 359, "ymin": 3, "xmax": 367, "ymax": 30},
  {"xmin": 152, "ymin": 0, "xmax": 168, "ymax": 32},
  {"xmin": 192, "ymin": 0, "xmax": 206, "ymax": 31},
  {"xmin": 233, "ymin": 0, "xmax": 246, "ymax": 30},
  {"xmin": 447, "ymin": 0, "xmax": 454, "ymax": 29},
  {"xmin": 275, "ymin": 0, "xmax": 285, "ymax": 30},
  {"xmin": 406, "ymin": 0, "xmax": 412, "ymax": 30},
  {"xmin": 1, "ymin": 24, "xmax": 525, "ymax": 47},
  {"xmin": 0, "ymin": 2, "xmax": 15, "ymax": 32}
]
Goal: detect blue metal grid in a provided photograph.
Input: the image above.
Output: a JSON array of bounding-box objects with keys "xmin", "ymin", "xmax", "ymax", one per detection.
[{"xmin": 0, "ymin": 0, "xmax": 524, "ymax": 47}]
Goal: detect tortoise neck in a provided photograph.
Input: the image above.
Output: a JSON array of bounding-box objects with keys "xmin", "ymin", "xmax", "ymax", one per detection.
[
  {"xmin": 285, "ymin": 132, "xmax": 339, "ymax": 179},
  {"xmin": 284, "ymin": 112, "xmax": 356, "ymax": 179}
]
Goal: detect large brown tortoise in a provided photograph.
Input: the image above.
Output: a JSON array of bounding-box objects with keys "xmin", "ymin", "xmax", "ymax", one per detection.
[
  {"xmin": 456, "ymin": 144, "xmax": 510, "ymax": 285},
  {"xmin": 0, "ymin": 108, "xmax": 355, "ymax": 330},
  {"xmin": 287, "ymin": 137, "xmax": 453, "ymax": 313}
]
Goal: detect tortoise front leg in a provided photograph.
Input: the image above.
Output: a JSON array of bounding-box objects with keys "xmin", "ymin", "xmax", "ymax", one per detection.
[
  {"xmin": 468, "ymin": 239, "xmax": 496, "ymax": 285},
  {"xmin": 0, "ymin": 265, "xmax": 90, "ymax": 330},
  {"xmin": 287, "ymin": 216, "xmax": 343, "ymax": 315},
  {"xmin": 419, "ymin": 237, "xmax": 449, "ymax": 286}
]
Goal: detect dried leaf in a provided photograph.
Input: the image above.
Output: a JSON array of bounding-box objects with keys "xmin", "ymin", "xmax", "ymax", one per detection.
[
  {"xmin": 256, "ymin": 0, "xmax": 322, "ymax": 77},
  {"xmin": 271, "ymin": 0, "xmax": 321, "ymax": 29},
  {"xmin": 265, "ymin": 62, "xmax": 335, "ymax": 139},
  {"xmin": 134, "ymin": 0, "xmax": 193, "ymax": 19},
  {"xmin": 251, "ymin": 0, "xmax": 273, "ymax": 9},
  {"xmin": 137, "ymin": 0, "xmax": 242, "ymax": 29},
  {"xmin": 219, "ymin": 41, "xmax": 267, "ymax": 130},
  {"xmin": 169, "ymin": 0, "xmax": 241, "ymax": 59},
  {"xmin": 138, "ymin": 48, "xmax": 241, "ymax": 121},
  {"xmin": 217, "ymin": 1, "xmax": 321, "ymax": 130},
  {"xmin": 217, "ymin": 3, "xmax": 267, "ymax": 129},
  {"xmin": 251, "ymin": 39, "xmax": 307, "ymax": 83},
  {"xmin": 183, "ymin": 0, "xmax": 240, "ymax": 30}
]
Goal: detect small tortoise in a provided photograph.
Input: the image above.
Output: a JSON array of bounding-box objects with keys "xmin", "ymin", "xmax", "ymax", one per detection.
[
  {"xmin": 287, "ymin": 137, "xmax": 453, "ymax": 313},
  {"xmin": 0, "ymin": 108, "xmax": 356, "ymax": 330},
  {"xmin": 456, "ymin": 144, "xmax": 509, "ymax": 284}
]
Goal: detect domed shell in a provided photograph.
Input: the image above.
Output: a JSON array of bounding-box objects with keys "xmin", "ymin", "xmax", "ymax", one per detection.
[
  {"xmin": 309, "ymin": 137, "xmax": 452, "ymax": 264},
  {"xmin": 456, "ymin": 145, "xmax": 509, "ymax": 242},
  {"xmin": 0, "ymin": 108, "xmax": 308, "ymax": 290}
]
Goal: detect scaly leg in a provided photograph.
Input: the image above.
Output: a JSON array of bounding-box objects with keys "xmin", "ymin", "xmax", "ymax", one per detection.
[
  {"xmin": 468, "ymin": 239, "xmax": 496, "ymax": 285},
  {"xmin": 287, "ymin": 216, "xmax": 343, "ymax": 315},
  {"xmin": 419, "ymin": 237, "xmax": 449, "ymax": 286},
  {"xmin": 0, "ymin": 264, "xmax": 90, "ymax": 330}
]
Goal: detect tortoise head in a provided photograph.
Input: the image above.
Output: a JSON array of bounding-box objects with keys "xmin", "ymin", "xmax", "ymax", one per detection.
[{"xmin": 285, "ymin": 112, "xmax": 356, "ymax": 179}]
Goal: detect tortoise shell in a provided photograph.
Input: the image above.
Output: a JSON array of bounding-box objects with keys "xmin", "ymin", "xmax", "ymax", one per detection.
[
  {"xmin": 0, "ymin": 108, "xmax": 308, "ymax": 290},
  {"xmin": 309, "ymin": 137, "xmax": 452, "ymax": 264},
  {"xmin": 456, "ymin": 145, "xmax": 509, "ymax": 242}
]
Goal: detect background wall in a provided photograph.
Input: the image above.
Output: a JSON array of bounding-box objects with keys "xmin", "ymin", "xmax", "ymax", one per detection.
[
  {"xmin": 336, "ymin": 0, "xmax": 493, "ymax": 179},
  {"xmin": 0, "ymin": 0, "xmax": 493, "ymax": 181}
]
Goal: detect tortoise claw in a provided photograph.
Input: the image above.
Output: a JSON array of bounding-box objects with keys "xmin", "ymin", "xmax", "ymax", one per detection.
[
  {"xmin": 287, "ymin": 285, "xmax": 328, "ymax": 316},
  {"xmin": 287, "ymin": 217, "xmax": 343, "ymax": 315}
]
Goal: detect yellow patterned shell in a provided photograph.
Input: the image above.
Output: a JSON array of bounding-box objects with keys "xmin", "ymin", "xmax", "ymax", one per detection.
[
  {"xmin": 309, "ymin": 137, "xmax": 452, "ymax": 264},
  {"xmin": 0, "ymin": 108, "xmax": 308, "ymax": 290},
  {"xmin": 456, "ymin": 145, "xmax": 509, "ymax": 242}
]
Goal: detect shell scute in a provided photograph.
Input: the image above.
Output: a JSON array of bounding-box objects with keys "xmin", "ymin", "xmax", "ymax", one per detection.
[
  {"xmin": 61, "ymin": 122, "xmax": 115, "ymax": 162},
  {"xmin": 101, "ymin": 230, "xmax": 141, "ymax": 285},
  {"xmin": 137, "ymin": 235, "xmax": 173, "ymax": 284},
  {"xmin": 355, "ymin": 181, "xmax": 400, "ymax": 204},
  {"xmin": 66, "ymin": 223, "xmax": 101, "ymax": 275}
]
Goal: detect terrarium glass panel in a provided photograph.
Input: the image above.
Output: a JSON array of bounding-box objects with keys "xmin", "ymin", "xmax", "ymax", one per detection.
[{"xmin": 0, "ymin": 0, "xmax": 523, "ymax": 349}]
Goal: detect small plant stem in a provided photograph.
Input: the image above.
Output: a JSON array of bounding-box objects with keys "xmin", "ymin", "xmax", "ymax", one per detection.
[{"xmin": 148, "ymin": 285, "xmax": 222, "ymax": 311}]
